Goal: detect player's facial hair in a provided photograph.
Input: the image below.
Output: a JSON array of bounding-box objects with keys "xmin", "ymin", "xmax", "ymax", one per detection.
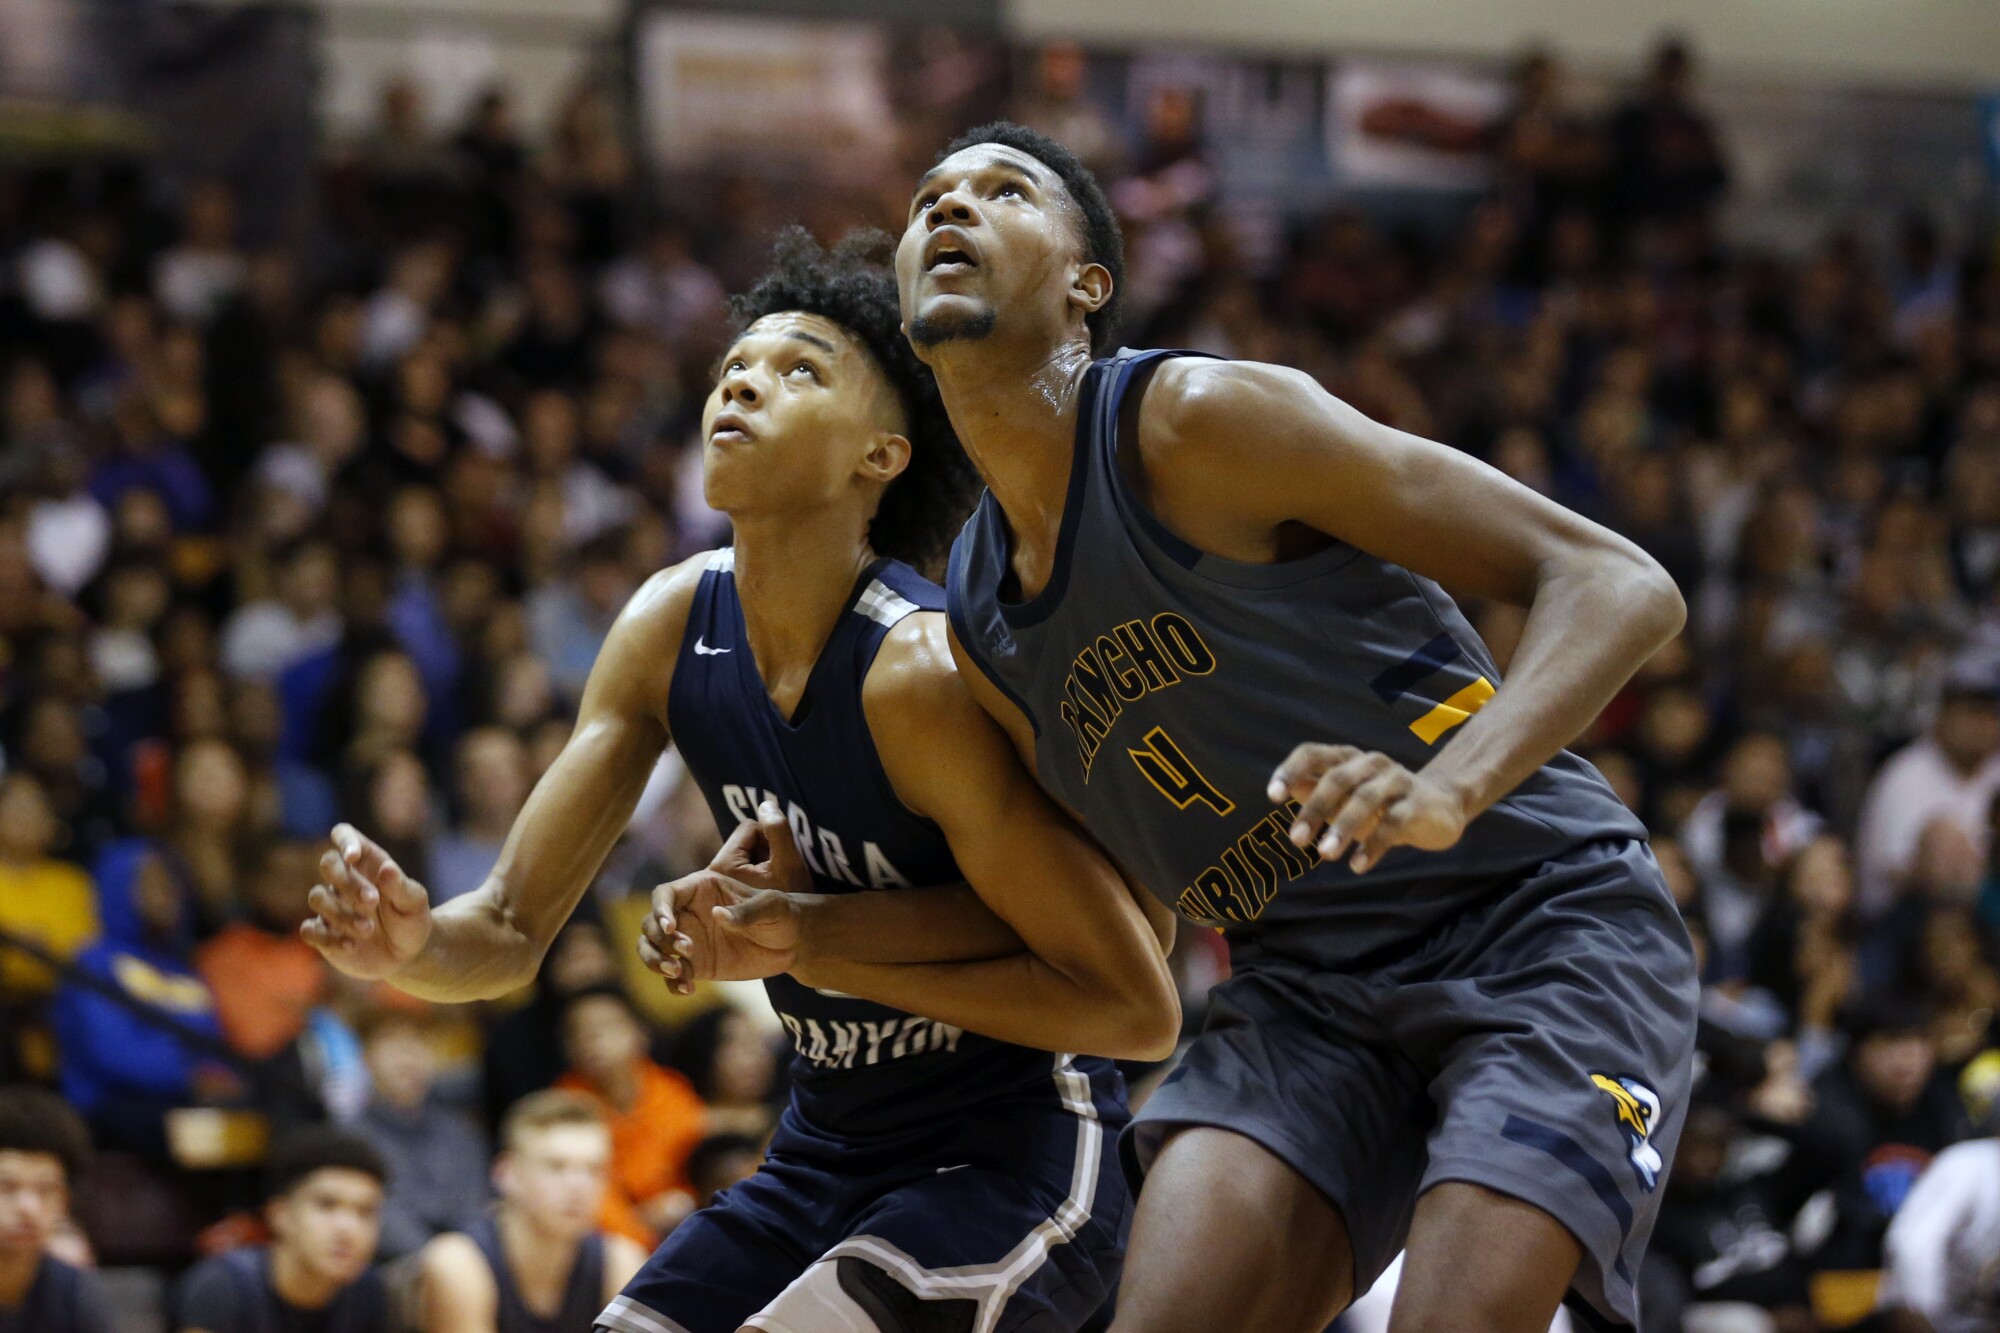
[{"xmin": 909, "ymin": 305, "xmax": 998, "ymax": 349}]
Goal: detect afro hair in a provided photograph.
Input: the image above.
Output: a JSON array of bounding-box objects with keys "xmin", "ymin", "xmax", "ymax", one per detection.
[
  {"xmin": 729, "ymin": 227, "xmax": 979, "ymax": 578},
  {"xmin": 938, "ymin": 121, "xmax": 1126, "ymax": 356}
]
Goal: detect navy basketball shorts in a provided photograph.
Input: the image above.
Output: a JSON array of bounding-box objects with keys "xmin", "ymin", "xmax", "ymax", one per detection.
[
  {"xmin": 598, "ymin": 1059, "xmax": 1129, "ymax": 1333},
  {"xmin": 1124, "ymin": 837, "xmax": 1699, "ymax": 1330}
]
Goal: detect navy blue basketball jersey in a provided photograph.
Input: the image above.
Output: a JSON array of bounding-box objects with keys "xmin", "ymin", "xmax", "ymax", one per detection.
[
  {"xmin": 946, "ymin": 349, "xmax": 1650, "ymax": 966},
  {"xmin": 468, "ymin": 1214, "xmax": 604, "ymax": 1333},
  {"xmin": 667, "ymin": 549, "xmax": 1123, "ymax": 1138}
]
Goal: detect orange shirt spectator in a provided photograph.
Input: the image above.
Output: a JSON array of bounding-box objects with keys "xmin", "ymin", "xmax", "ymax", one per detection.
[
  {"xmin": 557, "ymin": 988, "xmax": 706, "ymax": 1247},
  {"xmin": 194, "ymin": 839, "xmax": 327, "ymax": 1058}
]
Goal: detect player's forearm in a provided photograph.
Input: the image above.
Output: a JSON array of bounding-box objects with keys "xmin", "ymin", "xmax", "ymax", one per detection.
[
  {"xmin": 1426, "ymin": 548, "xmax": 1683, "ymax": 819},
  {"xmin": 791, "ymin": 951, "xmax": 1179, "ymax": 1061},
  {"xmin": 386, "ymin": 884, "xmax": 547, "ymax": 1002},
  {"xmin": 793, "ymin": 885, "xmax": 1026, "ymax": 965}
]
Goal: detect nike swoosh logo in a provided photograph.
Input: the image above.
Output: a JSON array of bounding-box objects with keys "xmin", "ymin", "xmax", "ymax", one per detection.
[{"xmin": 693, "ymin": 638, "xmax": 731, "ymax": 656}]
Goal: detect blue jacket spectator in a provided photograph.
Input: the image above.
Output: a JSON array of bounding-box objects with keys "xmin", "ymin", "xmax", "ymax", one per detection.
[{"xmin": 53, "ymin": 839, "xmax": 232, "ymax": 1155}]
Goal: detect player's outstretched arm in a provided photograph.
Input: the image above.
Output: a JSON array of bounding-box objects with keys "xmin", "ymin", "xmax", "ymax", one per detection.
[
  {"xmin": 302, "ymin": 555, "xmax": 705, "ymax": 1001},
  {"xmin": 799, "ymin": 614, "xmax": 1180, "ymax": 1060},
  {"xmin": 1140, "ymin": 359, "xmax": 1685, "ymax": 870}
]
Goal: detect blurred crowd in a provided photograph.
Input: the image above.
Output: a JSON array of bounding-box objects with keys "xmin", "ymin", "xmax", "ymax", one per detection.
[{"xmin": 0, "ymin": 29, "xmax": 1998, "ymax": 1333}]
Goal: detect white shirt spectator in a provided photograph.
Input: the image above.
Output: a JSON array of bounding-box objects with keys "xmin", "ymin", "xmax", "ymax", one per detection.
[
  {"xmin": 1679, "ymin": 788, "xmax": 1823, "ymax": 956},
  {"xmin": 219, "ymin": 600, "xmax": 342, "ymax": 681},
  {"xmin": 1854, "ymin": 735, "xmax": 2000, "ymax": 915},
  {"xmin": 24, "ymin": 491, "xmax": 109, "ymax": 597},
  {"xmin": 1878, "ymin": 1138, "xmax": 2000, "ymax": 1333},
  {"xmin": 154, "ymin": 248, "xmax": 246, "ymax": 324}
]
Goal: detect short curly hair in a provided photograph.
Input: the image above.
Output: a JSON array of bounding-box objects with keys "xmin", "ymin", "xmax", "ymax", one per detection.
[
  {"xmin": 0, "ymin": 1085, "xmax": 91, "ymax": 1184},
  {"xmin": 729, "ymin": 228, "xmax": 979, "ymax": 577},
  {"xmin": 939, "ymin": 121, "xmax": 1125, "ymax": 356}
]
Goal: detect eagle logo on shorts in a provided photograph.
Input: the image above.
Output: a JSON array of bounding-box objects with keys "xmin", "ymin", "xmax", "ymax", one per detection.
[{"xmin": 1590, "ymin": 1072, "xmax": 1664, "ymax": 1192}]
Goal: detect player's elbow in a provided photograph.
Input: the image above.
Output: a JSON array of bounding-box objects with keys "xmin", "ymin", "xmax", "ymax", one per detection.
[
  {"xmin": 1101, "ymin": 978, "xmax": 1183, "ymax": 1062},
  {"xmin": 1623, "ymin": 554, "xmax": 1686, "ymax": 645}
]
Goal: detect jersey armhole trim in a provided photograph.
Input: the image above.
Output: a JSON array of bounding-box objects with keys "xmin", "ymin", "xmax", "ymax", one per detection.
[{"xmin": 943, "ymin": 586, "xmax": 1043, "ymax": 741}]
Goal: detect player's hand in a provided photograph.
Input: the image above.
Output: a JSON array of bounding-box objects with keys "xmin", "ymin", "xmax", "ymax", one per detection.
[
  {"xmin": 641, "ymin": 868, "xmax": 802, "ymax": 992},
  {"xmin": 301, "ymin": 822, "xmax": 434, "ymax": 979},
  {"xmin": 1268, "ymin": 744, "xmax": 1469, "ymax": 874},
  {"xmin": 713, "ymin": 799, "xmax": 811, "ymax": 894}
]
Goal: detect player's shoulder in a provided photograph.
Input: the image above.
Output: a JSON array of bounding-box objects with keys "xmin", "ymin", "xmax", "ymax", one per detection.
[
  {"xmin": 863, "ymin": 610, "xmax": 966, "ymax": 721},
  {"xmin": 1136, "ymin": 355, "xmax": 1339, "ymax": 470},
  {"xmin": 600, "ymin": 1232, "xmax": 651, "ymax": 1294},
  {"xmin": 599, "ymin": 549, "xmax": 718, "ymax": 664},
  {"xmin": 417, "ymin": 1231, "xmax": 497, "ymax": 1300}
]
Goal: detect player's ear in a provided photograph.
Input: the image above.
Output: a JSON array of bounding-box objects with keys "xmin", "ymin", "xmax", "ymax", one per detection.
[
  {"xmin": 1069, "ymin": 262, "xmax": 1113, "ymax": 318},
  {"xmin": 859, "ymin": 431, "xmax": 913, "ymax": 486},
  {"xmin": 490, "ymin": 1152, "xmax": 513, "ymax": 1196}
]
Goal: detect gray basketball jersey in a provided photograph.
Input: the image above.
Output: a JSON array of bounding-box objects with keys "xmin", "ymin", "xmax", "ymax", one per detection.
[{"xmin": 945, "ymin": 349, "xmax": 1648, "ymax": 965}]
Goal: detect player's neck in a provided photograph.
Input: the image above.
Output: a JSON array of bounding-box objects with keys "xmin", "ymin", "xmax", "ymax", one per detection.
[
  {"xmin": 928, "ymin": 333, "xmax": 1092, "ymax": 590},
  {"xmin": 0, "ymin": 1246, "xmax": 39, "ymax": 1307},
  {"xmin": 269, "ymin": 1244, "xmax": 341, "ymax": 1310},
  {"xmin": 496, "ymin": 1205, "xmax": 581, "ymax": 1302},
  {"xmin": 730, "ymin": 515, "xmax": 875, "ymax": 683}
]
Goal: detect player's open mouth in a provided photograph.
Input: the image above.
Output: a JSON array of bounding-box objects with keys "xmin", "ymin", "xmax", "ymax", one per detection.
[
  {"xmin": 710, "ymin": 412, "xmax": 754, "ymax": 444},
  {"xmin": 923, "ymin": 230, "xmax": 980, "ymax": 275}
]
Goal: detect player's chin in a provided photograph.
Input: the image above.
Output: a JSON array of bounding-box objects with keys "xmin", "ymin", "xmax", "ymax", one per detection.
[{"xmin": 907, "ymin": 295, "xmax": 997, "ymax": 350}]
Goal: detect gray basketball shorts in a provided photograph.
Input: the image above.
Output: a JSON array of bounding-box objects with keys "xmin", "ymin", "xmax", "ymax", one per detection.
[{"xmin": 1123, "ymin": 837, "xmax": 1698, "ymax": 1329}]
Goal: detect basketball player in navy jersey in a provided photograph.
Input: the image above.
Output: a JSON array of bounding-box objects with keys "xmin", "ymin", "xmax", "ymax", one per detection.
[
  {"xmin": 300, "ymin": 230, "xmax": 1177, "ymax": 1333},
  {"xmin": 663, "ymin": 125, "xmax": 1699, "ymax": 1332}
]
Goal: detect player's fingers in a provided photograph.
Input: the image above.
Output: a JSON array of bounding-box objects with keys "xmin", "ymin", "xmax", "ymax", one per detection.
[
  {"xmin": 637, "ymin": 934, "xmax": 691, "ymax": 993},
  {"xmin": 1350, "ymin": 798, "xmax": 1415, "ymax": 874},
  {"xmin": 711, "ymin": 818, "xmax": 764, "ymax": 874},
  {"xmin": 1320, "ymin": 771, "xmax": 1410, "ymax": 861},
  {"xmin": 376, "ymin": 859, "xmax": 429, "ymax": 916},
  {"xmin": 307, "ymin": 884, "xmax": 374, "ymax": 936},
  {"xmin": 331, "ymin": 823, "xmax": 400, "ymax": 891},
  {"xmin": 319, "ymin": 847, "xmax": 379, "ymax": 911},
  {"xmin": 1290, "ymin": 753, "xmax": 1384, "ymax": 845},
  {"xmin": 1268, "ymin": 744, "xmax": 1359, "ymax": 804},
  {"xmin": 756, "ymin": 801, "xmax": 807, "ymax": 888},
  {"xmin": 299, "ymin": 917, "xmax": 355, "ymax": 955}
]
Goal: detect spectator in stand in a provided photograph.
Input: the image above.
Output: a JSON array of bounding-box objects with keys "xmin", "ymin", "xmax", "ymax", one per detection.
[
  {"xmin": 1791, "ymin": 1000, "xmax": 1969, "ymax": 1276},
  {"xmin": 1745, "ymin": 834, "xmax": 1861, "ymax": 1074},
  {"xmin": 415, "ymin": 1090, "xmax": 647, "ymax": 1333},
  {"xmin": 0, "ymin": 1087, "xmax": 111, "ymax": 1333},
  {"xmin": 1856, "ymin": 676, "xmax": 2000, "ymax": 917},
  {"xmin": 525, "ymin": 534, "xmax": 634, "ymax": 705},
  {"xmin": 53, "ymin": 839, "xmax": 237, "ymax": 1155},
  {"xmin": 220, "ymin": 538, "xmax": 343, "ymax": 683},
  {"xmin": 1607, "ymin": 37, "xmax": 1730, "ymax": 237},
  {"xmin": 153, "ymin": 180, "xmax": 248, "ymax": 328},
  {"xmin": 172, "ymin": 1128, "xmax": 388, "ymax": 1333},
  {"xmin": 0, "ymin": 773, "xmax": 98, "ymax": 1004},
  {"xmin": 482, "ymin": 919, "xmax": 617, "ymax": 1130},
  {"xmin": 680, "ymin": 1133, "xmax": 762, "ymax": 1213},
  {"xmin": 431, "ymin": 727, "xmax": 531, "ymax": 904},
  {"xmin": 664, "ymin": 1006, "xmax": 782, "ymax": 1141},
  {"xmin": 1651, "ymin": 1102, "xmax": 1817, "ymax": 1333},
  {"xmin": 1682, "ymin": 731, "xmax": 1825, "ymax": 966},
  {"xmin": 196, "ymin": 837, "xmax": 328, "ymax": 1061},
  {"xmin": 165, "ymin": 737, "xmax": 256, "ymax": 925},
  {"xmin": 556, "ymin": 987, "xmax": 705, "ymax": 1248},
  {"xmin": 1878, "ymin": 1135, "xmax": 2000, "ymax": 1333},
  {"xmin": 353, "ymin": 1008, "xmax": 489, "ymax": 1260}
]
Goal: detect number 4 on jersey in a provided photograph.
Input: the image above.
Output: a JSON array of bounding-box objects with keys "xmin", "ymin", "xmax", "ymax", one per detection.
[{"xmin": 1128, "ymin": 726, "xmax": 1235, "ymax": 817}]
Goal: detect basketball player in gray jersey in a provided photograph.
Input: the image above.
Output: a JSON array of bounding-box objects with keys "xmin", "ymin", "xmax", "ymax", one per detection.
[{"xmin": 659, "ymin": 123, "xmax": 1698, "ymax": 1333}]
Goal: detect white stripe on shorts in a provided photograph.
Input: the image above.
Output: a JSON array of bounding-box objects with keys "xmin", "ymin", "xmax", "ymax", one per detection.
[{"xmin": 746, "ymin": 1053, "xmax": 1103, "ymax": 1333}]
